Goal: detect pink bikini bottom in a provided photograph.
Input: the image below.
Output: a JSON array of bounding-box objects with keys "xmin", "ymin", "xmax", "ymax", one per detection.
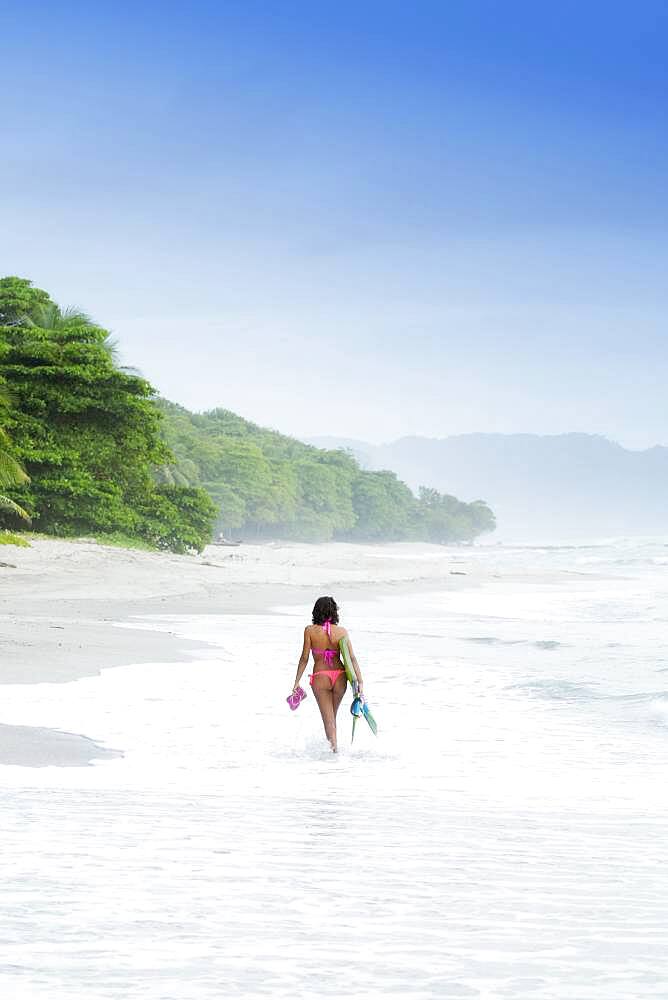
[{"xmin": 309, "ymin": 669, "xmax": 345, "ymax": 688}]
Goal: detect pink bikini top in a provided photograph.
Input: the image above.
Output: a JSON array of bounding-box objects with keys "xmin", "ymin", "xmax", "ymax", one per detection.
[{"xmin": 313, "ymin": 619, "xmax": 337, "ymax": 664}]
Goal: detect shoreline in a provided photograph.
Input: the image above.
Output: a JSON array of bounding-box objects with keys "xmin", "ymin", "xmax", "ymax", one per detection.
[
  {"xmin": 0, "ymin": 537, "xmax": 486, "ymax": 686},
  {"xmin": 1, "ymin": 534, "xmax": 624, "ymax": 767},
  {"xmin": 0, "ymin": 537, "xmax": 482, "ymax": 766}
]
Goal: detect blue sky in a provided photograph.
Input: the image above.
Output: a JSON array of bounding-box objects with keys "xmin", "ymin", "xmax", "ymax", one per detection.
[{"xmin": 2, "ymin": 1, "xmax": 667, "ymax": 446}]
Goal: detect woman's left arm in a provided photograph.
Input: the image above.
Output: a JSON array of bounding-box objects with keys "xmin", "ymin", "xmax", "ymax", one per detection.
[{"xmin": 292, "ymin": 627, "xmax": 311, "ymax": 691}]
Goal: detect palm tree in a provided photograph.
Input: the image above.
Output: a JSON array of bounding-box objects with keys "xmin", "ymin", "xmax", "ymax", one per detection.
[
  {"xmin": 0, "ymin": 387, "xmax": 30, "ymax": 521},
  {"xmin": 26, "ymin": 303, "xmax": 119, "ymax": 361},
  {"xmin": 28, "ymin": 303, "xmax": 91, "ymax": 330}
]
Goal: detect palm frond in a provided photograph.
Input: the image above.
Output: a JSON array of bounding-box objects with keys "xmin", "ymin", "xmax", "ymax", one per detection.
[
  {"xmin": 60, "ymin": 306, "xmax": 92, "ymax": 326},
  {"xmin": 0, "ymin": 427, "xmax": 29, "ymax": 489},
  {"xmin": 102, "ymin": 334, "xmax": 120, "ymax": 362},
  {"xmin": 0, "ymin": 449, "xmax": 29, "ymax": 488},
  {"xmin": 26, "ymin": 303, "xmax": 93, "ymax": 330},
  {"xmin": 25, "ymin": 302, "xmax": 60, "ymax": 329},
  {"xmin": 0, "ymin": 494, "xmax": 30, "ymax": 521}
]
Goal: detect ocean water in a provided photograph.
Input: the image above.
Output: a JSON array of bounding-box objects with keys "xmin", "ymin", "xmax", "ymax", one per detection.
[{"xmin": 2, "ymin": 538, "xmax": 668, "ymax": 999}]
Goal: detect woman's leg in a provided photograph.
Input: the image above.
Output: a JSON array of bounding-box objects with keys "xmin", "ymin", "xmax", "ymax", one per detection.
[
  {"xmin": 332, "ymin": 673, "xmax": 348, "ymax": 719},
  {"xmin": 311, "ymin": 678, "xmax": 338, "ymax": 751}
]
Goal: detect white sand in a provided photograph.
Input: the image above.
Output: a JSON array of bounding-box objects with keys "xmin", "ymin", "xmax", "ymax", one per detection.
[{"xmin": 1, "ymin": 535, "xmax": 483, "ymax": 603}]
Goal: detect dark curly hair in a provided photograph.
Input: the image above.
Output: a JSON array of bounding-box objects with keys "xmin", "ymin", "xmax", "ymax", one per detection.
[{"xmin": 312, "ymin": 596, "xmax": 339, "ymax": 625}]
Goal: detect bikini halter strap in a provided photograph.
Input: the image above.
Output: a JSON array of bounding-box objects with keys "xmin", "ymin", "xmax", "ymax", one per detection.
[{"xmin": 322, "ymin": 618, "xmax": 332, "ymax": 638}]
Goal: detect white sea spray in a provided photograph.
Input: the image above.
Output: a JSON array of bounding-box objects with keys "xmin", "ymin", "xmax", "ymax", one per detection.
[{"xmin": 1, "ymin": 538, "xmax": 668, "ymax": 998}]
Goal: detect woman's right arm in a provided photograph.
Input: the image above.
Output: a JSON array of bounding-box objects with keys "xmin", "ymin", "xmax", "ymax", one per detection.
[{"xmin": 293, "ymin": 627, "xmax": 311, "ymax": 691}]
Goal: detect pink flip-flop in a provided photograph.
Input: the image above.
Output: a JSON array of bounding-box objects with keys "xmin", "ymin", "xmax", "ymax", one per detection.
[{"xmin": 286, "ymin": 686, "xmax": 306, "ymax": 711}]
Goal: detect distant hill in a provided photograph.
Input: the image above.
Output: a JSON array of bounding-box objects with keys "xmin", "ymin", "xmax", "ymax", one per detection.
[
  {"xmin": 156, "ymin": 403, "xmax": 496, "ymax": 543},
  {"xmin": 305, "ymin": 432, "xmax": 668, "ymax": 541}
]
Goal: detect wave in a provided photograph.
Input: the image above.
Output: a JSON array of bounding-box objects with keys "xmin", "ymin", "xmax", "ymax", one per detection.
[
  {"xmin": 508, "ymin": 681, "xmax": 668, "ymax": 729},
  {"xmin": 497, "ymin": 543, "xmax": 608, "ymax": 551},
  {"xmin": 463, "ymin": 636, "xmax": 563, "ymax": 649},
  {"xmin": 508, "ymin": 680, "xmax": 599, "ymax": 703},
  {"xmin": 462, "ymin": 636, "xmax": 523, "ymax": 646}
]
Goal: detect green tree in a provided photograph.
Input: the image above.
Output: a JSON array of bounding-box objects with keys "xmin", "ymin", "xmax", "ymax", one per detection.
[
  {"xmin": 348, "ymin": 470, "xmax": 416, "ymax": 540},
  {"xmin": 291, "ymin": 459, "xmax": 356, "ymax": 541},
  {"xmin": 135, "ymin": 485, "xmax": 218, "ymax": 554},
  {"xmin": 0, "ymin": 276, "xmax": 51, "ymax": 326},
  {"xmin": 415, "ymin": 488, "xmax": 495, "ymax": 543},
  {"xmin": 467, "ymin": 499, "xmax": 496, "ymax": 536},
  {"xmin": 24, "ymin": 303, "xmax": 119, "ymax": 362},
  {"xmin": 0, "ymin": 279, "xmax": 215, "ymax": 552}
]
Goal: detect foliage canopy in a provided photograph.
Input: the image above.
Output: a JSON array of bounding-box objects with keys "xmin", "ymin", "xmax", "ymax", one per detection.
[
  {"xmin": 0, "ymin": 277, "xmax": 495, "ymax": 549},
  {"xmin": 0, "ymin": 278, "xmax": 216, "ymax": 552},
  {"xmin": 157, "ymin": 401, "xmax": 496, "ymax": 543}
]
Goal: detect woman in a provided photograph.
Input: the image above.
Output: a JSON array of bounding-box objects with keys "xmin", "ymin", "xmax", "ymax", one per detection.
[{"xmin": 292, "ymin": 596, "xmax": 363, "ymax": 752}]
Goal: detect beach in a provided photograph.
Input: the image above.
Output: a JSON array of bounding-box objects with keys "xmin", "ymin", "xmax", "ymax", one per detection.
[
  {"xmin": 0, "ymin": 537, "xmax": 480, "ymax": 765},
  {"xmin": 2, "ymin": 536, "xmax": 668, "ymax": 999}
]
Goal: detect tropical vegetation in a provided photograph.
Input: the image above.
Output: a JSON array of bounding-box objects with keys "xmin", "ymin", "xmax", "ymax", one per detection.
[
  {"xmin": 157, "ymin": 403, "xmax": 496, "ymax": 543},
  {"xmin": 0, "ymin": 383, "xmax": 30, "ymax": 521},
  {"xmin": 0, "ymin": 277, "xmax": 496, "ymax": 549},
  {"xmin": 0, "ymin": 277, "xmax": 216, "ymax": 552}
]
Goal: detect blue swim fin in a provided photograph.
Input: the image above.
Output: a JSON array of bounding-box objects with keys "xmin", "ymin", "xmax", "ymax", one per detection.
[{"xmin": 351, "ymin": 696, "xmax": 363, "ymax": 743}]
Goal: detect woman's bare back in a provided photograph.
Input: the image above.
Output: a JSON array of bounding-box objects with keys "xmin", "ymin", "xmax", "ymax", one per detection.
[{"xmin": 308, "ymin": 622, "xmax": 346, "ymax": 665}]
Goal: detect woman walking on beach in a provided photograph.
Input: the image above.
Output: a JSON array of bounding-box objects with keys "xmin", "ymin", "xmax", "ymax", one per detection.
[{"xmin": 292, "ymin": 596, "xmax": 363, "ymax": 752}]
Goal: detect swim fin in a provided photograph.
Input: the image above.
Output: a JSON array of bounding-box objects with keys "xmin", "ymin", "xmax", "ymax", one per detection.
[
  {"xmin": 350, "ymin": 695, "xmax": 363, "ymax": 743},
  {"xmin": 362, "ymin": 701, "xmax": 378, "ymax": 736},
  {"xmin": 350, "ymin": 696, "xmax": 377, "ymax": 741}
]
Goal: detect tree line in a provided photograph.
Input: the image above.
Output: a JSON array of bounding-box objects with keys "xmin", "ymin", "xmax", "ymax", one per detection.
[
  {"xmin": 0, "ymin": 277, "xmax": 496, "ymax": 551},
  {"xmin": 157, "ymin": 400, "xmax": 496, "ymax": 543}
]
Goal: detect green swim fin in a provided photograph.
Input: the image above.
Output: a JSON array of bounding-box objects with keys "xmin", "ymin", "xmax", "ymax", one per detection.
[{"xmin": 362, "ymin": 701, "xmax": 378, "ymax": 736}]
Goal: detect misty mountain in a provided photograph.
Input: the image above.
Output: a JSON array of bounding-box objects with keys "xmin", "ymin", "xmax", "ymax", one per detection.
[{"xmin": 306, "ymin": 433, "xmax": 668, "ymax": 542}]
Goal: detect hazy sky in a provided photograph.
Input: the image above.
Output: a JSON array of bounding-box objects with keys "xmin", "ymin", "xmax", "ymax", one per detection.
[{"xmin": 3, "ymin": 1, "xmax": 667, "ymax": 447}]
